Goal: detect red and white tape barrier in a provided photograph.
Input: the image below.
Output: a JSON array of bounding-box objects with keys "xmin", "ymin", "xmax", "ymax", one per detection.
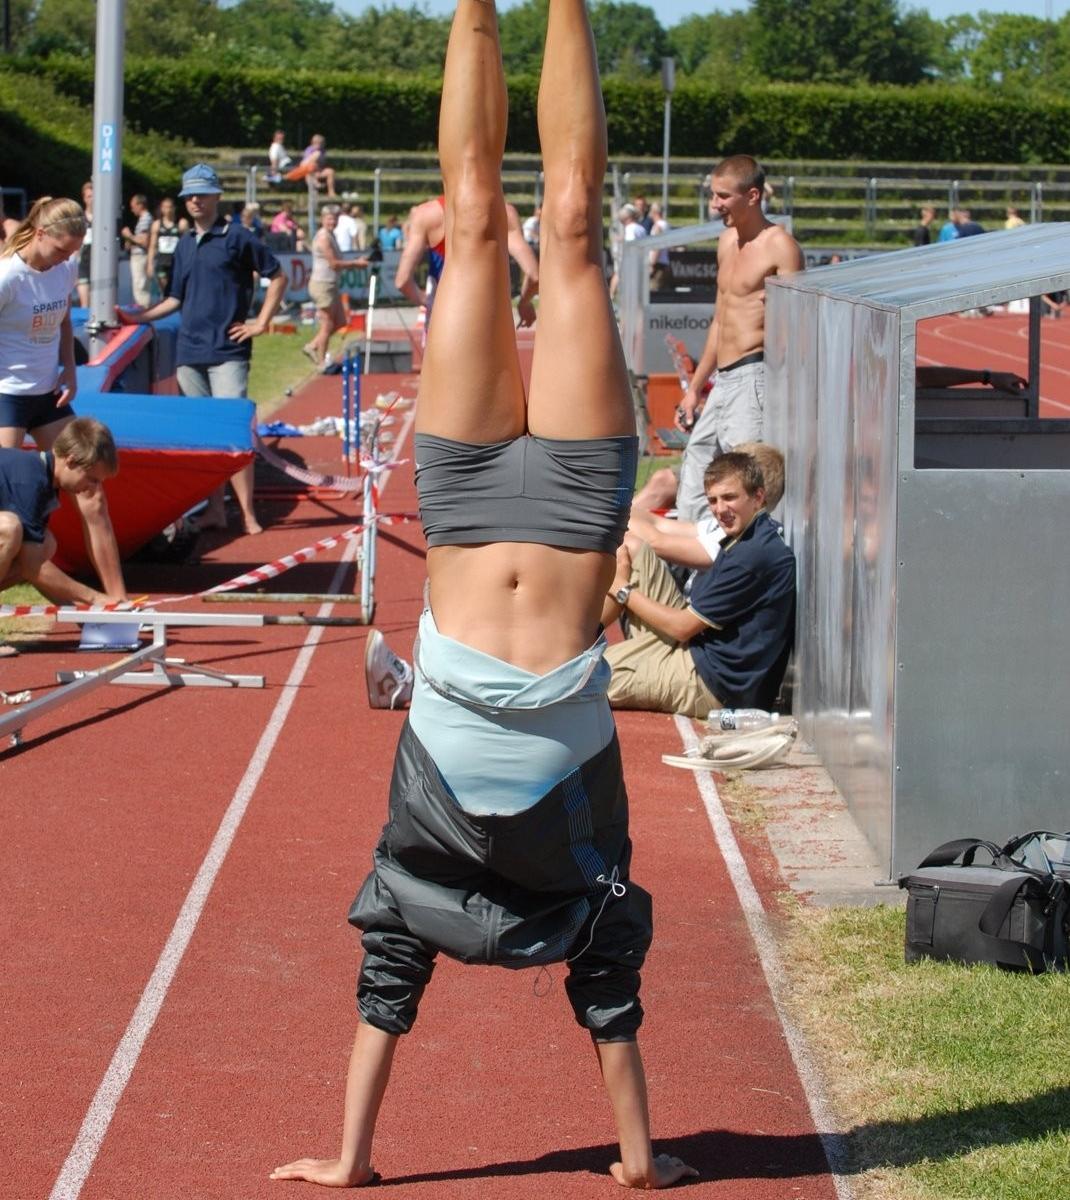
[{"xmin": 0, "ymin": 512, "xmax": 421, "ymax": 619}]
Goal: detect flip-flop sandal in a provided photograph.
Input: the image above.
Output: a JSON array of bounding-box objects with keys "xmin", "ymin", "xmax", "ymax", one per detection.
[{"xmin": 662, "ymin": 725, "xmax": 798, "ymax": 771}]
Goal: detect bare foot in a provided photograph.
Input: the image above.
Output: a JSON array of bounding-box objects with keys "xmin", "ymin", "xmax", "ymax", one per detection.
[
  {"xmin": 0, "ymin": 643, "xmax": 19, "ymax": 658},
  {"xmin": 610, "ymin": 1154, "xmax": 699, "ymax": 1188},
  {"xmin": 269, "ymin": 1158, "xmax": 377, "ymax": 1187},
  {"xmin": 242, "ymin": 516, "xmax": 264, "ymax": 536}
]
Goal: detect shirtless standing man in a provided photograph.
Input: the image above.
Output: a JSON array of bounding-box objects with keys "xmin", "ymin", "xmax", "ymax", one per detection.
[
  {"xmin": 395, "ymin": 194, "xmax": 540, "ymax": 328},
  {"xmin": 673, "ymin": 155, "xmax": 803, "ymax": 523}
]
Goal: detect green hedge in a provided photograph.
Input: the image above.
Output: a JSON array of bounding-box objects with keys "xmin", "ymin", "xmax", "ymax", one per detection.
[
  {"xmin": 0, "ymin": 69, "xmax": 189, "ymax": 205},
  {"xmin": 9, "ymin": 56, "xmax": 1070, "ymax": 163}
]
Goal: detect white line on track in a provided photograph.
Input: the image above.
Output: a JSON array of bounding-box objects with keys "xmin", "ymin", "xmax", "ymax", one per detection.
[
  {"xmin": 673, "ymin": 714, "xmax": 854, "ymax": 1200},
  {"xmin": 49, "ymin": 400, "xmax": 414, "ymax": 1200},
  {"xmin": 925, "ymin": 319, "xmax": 1070, "ymax": 414}
]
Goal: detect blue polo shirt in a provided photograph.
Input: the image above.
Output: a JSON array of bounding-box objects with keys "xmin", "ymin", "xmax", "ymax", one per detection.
[
  {"xmin": 0, "ymin": 448, "xmax": 57, "ymax": 543},
  {"xmin": 687, "ymin": 510, "xmax": 796, "ymax": 709},
  {"xmin": 169, "ymin": 220, "xmax": 280, "ymax": 366}
]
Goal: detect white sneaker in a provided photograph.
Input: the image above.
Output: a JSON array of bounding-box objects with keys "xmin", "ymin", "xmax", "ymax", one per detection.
[{"xmin": 364, "ymin": 629, "xmax": 413, "ymax": 710}]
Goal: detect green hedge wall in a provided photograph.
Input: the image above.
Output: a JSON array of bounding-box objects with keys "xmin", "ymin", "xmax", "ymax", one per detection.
[
  {"xmin": 0, "ymin": 69, "xmax": 189, "ymax": 206},
  {"xmin": 10, "ymin": 57, "xmax": 1070, "ymax": 163}
]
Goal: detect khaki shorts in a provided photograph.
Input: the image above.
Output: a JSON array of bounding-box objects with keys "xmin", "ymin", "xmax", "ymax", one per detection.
[
  {"xmin": 604, "ymin": 542, "xmax": 721, "ymax": 720},
  {"xmin": 309, "ymin": 278, "xmax": 339, "ymax": 309}
]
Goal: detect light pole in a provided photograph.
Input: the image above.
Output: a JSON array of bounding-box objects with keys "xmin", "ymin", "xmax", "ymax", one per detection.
[
  {"xmin": 660, "ymin": 57, "xmax": 675, "ymax": 219},
  {"xmin": 89, "ymin": 0, "xmax": 126, "ymax": 359}
]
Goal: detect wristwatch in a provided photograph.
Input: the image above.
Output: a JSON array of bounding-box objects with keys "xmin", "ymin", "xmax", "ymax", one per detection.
[{"xmin": 613, "ymin": 584, "xmax": 634, "ymax": 606}]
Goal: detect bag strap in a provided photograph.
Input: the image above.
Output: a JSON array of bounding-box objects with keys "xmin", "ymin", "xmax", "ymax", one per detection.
[
  {"xmin": 976, "ymin": 875, "xmax": 1047, "ymax": 967},
  {"xmin": 918, "ymin": 838, "xmax": 1009, "ymax": 869},
  {"xmin": 978, "ymin": 874, "xmax": 1069, "ymax": 968}
]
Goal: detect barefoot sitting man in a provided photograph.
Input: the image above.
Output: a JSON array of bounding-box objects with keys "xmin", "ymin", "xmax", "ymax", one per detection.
[
  {"xmin": 272, "ymin": 1, "xmax": 695, "ymax": 1190},
  {"xmin": 0, "ymin": 418, "xmax": 120, "ymax": 628}
]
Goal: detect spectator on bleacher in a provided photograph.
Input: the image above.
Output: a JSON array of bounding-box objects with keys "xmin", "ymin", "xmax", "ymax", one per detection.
[
  {"xmin": 648, "ymin": 201, "xmax": 671, "ymax": 290},
  {"xmin": 395, "ymin": 195, "xmax": 538, "ymax": 327},
  {"xmin": 608, "ymin": 203, "xmax": 647, "ymax": 299},
  {"xmin": 300, "ymin": 135, "xmax": 338, "ymax": 200},
  {"xmin": 0, "ymin": 417, "xmax": 120, "ymax": 635},
  {"xmin": 76, "ymin": 180, "xmax": 93, "ymax": 308},
  {"xmin": 1005, "ymin": 206, "xmax": 1026, "ymax": 230},
  {"xmin": 239, "ymin": 202, "xmax": 264, "ymax": 239},
  {"xmin": 911, "ymin": 205, "xmax": 936, "ymax": 247},
  {"xmin": 0, "ymin": 197, "xmax": 127, "ymax": 602},
  {"xmin": 632, "ymin": 193, "xmax": 654, "ymax": 234},
  {"xmin": 937, "ymin": 210, "xmax": 960, "ymax": 243},
  {"xmin": 267, "ymin": 130, "xmax": 292, "ymax": 185},
  {"xmin": 672, "ymin": 155, "xmax": 804, "ymax": 524},
  {"xmin": 147, "ymin": 196, "xmax": 187, "ymax": 300},
  {"xmin": 268, "ymin": 199, "xmax": 306, "ymax": 252},
  {"xmin": 956, "ymin": 208, "xmax": 984, "ymax": 237},
  {"xmin": 0, "ymin": 198, "xmax": 18, "ymax": 243},
  {"xmin": 602, "ymin": 451, "xmax": 795, "ymax": 720},
  {"xmin": 120, "ymin": 194, "xmax": 152, "ymax": 308},
  {"xmin": 378, "ymin": 213, "xmax": 403, "ymax": 251},
  {"xmin": 303, "ymin": 205, "xmax": 370, "ymax": 371},
  {"xmin": 627, "ymin": 442, "xmax": 784, "ymax": 573},
  {"xmin": 522, "ymin": 203, "xmax": 541, "ymax": 254},
  {"xmin": 117, "ymin": 163, "xmax": 287, "ymax": 536},
  {"xmin": 334, "ymin": 201, "xmax": 360, "ymax": 253}
]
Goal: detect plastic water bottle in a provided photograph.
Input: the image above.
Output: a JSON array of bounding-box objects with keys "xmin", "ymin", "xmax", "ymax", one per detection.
[{"xmin": 713, "ymin": 708, "xmax": 778, "ymax": 733}]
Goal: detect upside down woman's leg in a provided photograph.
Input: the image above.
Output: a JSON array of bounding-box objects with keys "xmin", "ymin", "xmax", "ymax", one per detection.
[
  {"xmin": 416, "ymin": 0, "xmax": 526, "ymax": 445},
  {"xmin": 526, "ymin": 0, "xmax": 634, "ymax": 441}
]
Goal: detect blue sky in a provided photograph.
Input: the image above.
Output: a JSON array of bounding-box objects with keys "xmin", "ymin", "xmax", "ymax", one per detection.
[{"xmin": 332, "ymin": 0, "xmax": 1062, "ymax": 24}]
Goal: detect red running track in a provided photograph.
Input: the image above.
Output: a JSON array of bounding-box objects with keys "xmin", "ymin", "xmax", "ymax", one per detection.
[
  {"xmin": 917, "ymin": 311, "xmax": 1070, "ymax": 416},
  {"xmin": 1, "ymin": 367, "xmax": 838, "ymax": 1200}
]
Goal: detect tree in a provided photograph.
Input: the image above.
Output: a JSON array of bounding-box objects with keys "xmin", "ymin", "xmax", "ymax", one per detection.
[
  {"xmin": 333, "ymin": 4, "xmax": 451, "ymax": 76},
  {"xmin": 749, "ymin": 0, "xmax": 930, "ymax": 85},
  {"xmin": 499, "ymin": 0, "xmax": 548, "ymax": 76},
  {"xmin": 668, "ymin": 10, "xmax": 755, "ymax": 82},
  {"xmin": 588, "ymin": 1, "xmax": 669, "ymax": 76},
  {"xmin": 968, "ymin": 13, "xmax": 1059, "ymax": 91},
  {"xmin": 19, "ymin": 0, "xmax": 221, "ymax": 58}
]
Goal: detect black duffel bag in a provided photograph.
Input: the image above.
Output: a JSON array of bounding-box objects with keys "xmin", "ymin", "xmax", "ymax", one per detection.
[{"xmin": 899, "ymin": 836, "xmax": 1070, "ymax": 973}]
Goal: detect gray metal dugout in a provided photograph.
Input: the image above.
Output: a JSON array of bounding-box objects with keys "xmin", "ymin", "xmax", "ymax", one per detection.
[{"xmin": 765, "ymin": 226, "xmax": 1070, "ymax": 878}]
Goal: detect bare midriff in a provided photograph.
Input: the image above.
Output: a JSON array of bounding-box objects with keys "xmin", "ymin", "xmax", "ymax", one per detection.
[
  {"xmin": 426, "ymin": 542, "xmax": 615, "ymax": 674},
  {"xmin": 715, "ymin": 285, "xmax": 766, "ymax": 367},
  {"xmin": 713, "ymin": 224, "xmax": 786, "ymax": 368}
]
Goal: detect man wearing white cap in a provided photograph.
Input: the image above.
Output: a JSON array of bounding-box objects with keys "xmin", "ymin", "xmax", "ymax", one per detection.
[{"xmin": 118, "ymin": 163, "xmax": 286, "ymax": 534}]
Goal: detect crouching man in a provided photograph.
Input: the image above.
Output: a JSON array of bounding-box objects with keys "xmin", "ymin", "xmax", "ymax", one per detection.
[
  {"xmin": 601, "ymin": 450, "xmax": 795, "ymax": 719},
  {"xmin": 0, "ymin": 417, "xmax": 119, "ymax": 617}
]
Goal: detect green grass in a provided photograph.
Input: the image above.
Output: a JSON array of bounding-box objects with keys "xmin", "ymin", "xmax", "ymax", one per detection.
[
  {"xmin": 635, "ymin": 453, "xmax": 680, "ymax": 493},
  {"xmin": 247, "ymin": 326, "xmax": 320, "ymax": 417},
  {"xmin": 0, "ymin": 581, "xmax": 49, "ymax": 643},
  {"xmin": 783, "ymin": 905, "xmax": 1070, "ymax": 1200}
]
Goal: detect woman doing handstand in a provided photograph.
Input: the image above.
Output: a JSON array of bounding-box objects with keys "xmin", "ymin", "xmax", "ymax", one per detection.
[{"xmin": 272, "ymin": 1, "xmax": 696, "ymax": 1189}]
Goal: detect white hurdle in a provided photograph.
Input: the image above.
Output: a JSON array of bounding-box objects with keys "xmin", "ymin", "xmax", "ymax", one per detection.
[{"xmin": 0, "ymin": 609, "xmax": 356, "ymax": 751}]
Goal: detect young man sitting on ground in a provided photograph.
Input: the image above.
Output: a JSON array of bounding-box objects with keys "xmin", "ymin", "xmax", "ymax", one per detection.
[
  {"xmin": 601, "ymin": 450, "xmax": 795, "ymax": 720},
  {"xmin": 625, "ymin": 441, "xmax": 784, "ymax": 573},
  {"xmin": 0, "ymin": 418, "xmax": 120, "ymax": 651}
]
